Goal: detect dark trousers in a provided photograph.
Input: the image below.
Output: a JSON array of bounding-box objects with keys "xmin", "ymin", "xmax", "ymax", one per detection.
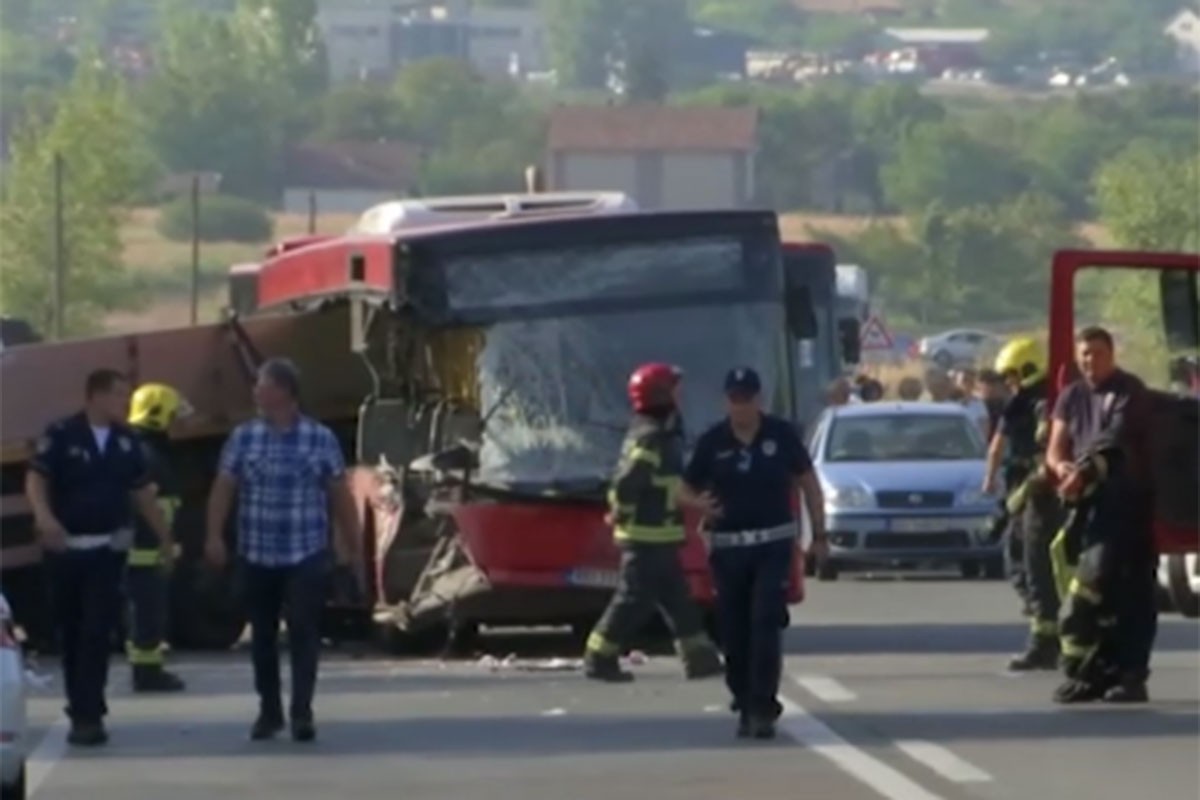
[
  {"xmin": 48, "ymin": 548, "xmax": 126, "ymax": 723},
  {"xmin": 243, "ymin": 551, "xmax": 329, "ymax": 721},
  {"xmin": 1061, "ymin": 482, "xmax": 1157, "ymax": 680},
  {"xmin": 127, "ymin": 563, "xmax": 169, "ymax": 665},
  {"xmin": 1023, "ymin": 483, "xmax": 1066, "ymax": 631},
  {"xmin": 591, "ymin": 543, "xmax": 704, "ymax": 650},
  {"xmin": 709, "ymin": 539, "xmax": 792, "ymax": 716}
]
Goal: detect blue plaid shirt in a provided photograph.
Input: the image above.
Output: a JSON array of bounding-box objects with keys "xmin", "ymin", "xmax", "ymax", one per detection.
[{"xmin": 218, "ymin": 416, "xmax": 345, "ymax": 567}]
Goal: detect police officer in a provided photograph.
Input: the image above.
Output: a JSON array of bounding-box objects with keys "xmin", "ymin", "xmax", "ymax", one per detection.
[
  {"xmin": 1047, "ymin": 327, "xmax": 1156, "ymax": 704},
  {"xmin": 983, "ymin": 338, "xmax": 1064, "ymax": 670},
  {"xmin": 126, "ymin": 383, "xmax": 192, "ymax": 693},
  {"xmin": 583, "ymin": 363, "xmax": 724, "ymax": 684},
  {"xmin": 681, "ymin": 367, "xmax": 828, "ymax": 740},
  {"xmin": 24, "ymin": 369, "xmax": 175, "ymax": 746}
]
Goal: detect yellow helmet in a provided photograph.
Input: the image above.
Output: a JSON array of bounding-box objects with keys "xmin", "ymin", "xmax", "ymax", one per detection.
[
  {"xmin": 129, "ymin": 383, "xmax": 193, "ymax": 431},
  {"xmin": 994, "ymin": 337, "xmax": 1047, "ymax": 386}
]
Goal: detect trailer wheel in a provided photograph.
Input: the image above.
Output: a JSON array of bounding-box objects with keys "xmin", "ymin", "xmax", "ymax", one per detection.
[
  {"xmin": 1166, "ymin": 554, "xmax": 1200, "ymax": 619},
  {"xmin": 168, "ymin": 561, "xmax": 246, "ymax": 651}
]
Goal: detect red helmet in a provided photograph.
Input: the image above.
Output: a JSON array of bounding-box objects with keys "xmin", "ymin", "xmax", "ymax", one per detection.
[{"xmin": 628, "ymin": 362, "xmax": 683, "ymax": 412}]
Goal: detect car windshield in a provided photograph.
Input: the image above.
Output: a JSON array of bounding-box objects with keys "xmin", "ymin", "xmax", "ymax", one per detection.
[
  {"xmin": 436, "ymin": 234, "xmax": 786, "ymax": 492},
  {"xmin": 825, "ymin": 413, "xmax": 985, "ymax": 462}
]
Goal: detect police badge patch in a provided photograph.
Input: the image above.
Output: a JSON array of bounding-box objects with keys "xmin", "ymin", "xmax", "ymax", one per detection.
[
  {"xmin": 36, "ymin": 436, "xmax": 52, "ymax": 454},
  {"xmin": 118, "ymin": 436, "xmax": 131, "ymax": 452},
  {"xmin": 762, "ymin": 439, "xmax": 776, "ymax": 456}
]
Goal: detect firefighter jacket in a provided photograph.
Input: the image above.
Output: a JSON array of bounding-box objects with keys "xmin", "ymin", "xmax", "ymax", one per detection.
[
  {"xmin": 1003, "ymin": 378, "xmax": 1051, "ymax": 516},
  {"xmin": 130, "ymin": 427, "xmax": 181, "ymax": 566},
  {"xmin": 608, "ymin": 413, "xmax": 686, "ymax": 544}
]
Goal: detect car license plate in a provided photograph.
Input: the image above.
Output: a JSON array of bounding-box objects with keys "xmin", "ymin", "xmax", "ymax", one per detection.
[
  {"xmin": 890, "ymin": 518, "xmax": 955, "ymax": 533},
  {"xmin": 568, "ymin": 569, "xmax": 620, "ymax": 589}
]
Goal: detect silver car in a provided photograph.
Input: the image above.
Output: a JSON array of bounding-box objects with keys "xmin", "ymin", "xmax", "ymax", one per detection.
[{"xmin": 807, "ymin": 402, "xmax": 1004, "ymax": 580}]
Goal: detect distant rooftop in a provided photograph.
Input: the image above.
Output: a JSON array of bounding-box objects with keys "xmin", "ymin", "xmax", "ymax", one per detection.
[{"xmin": 883, "ymin": 27, "xmax": 991, "ymax": 45}]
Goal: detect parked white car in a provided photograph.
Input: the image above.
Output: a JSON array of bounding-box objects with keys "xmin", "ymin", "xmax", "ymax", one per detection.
[
  {"xmin": 918, "ymin": 329, "xmax": 1003, "ymax": 369},
  {"xmin": 0, "ymin": 593, "xmax": 27, "ymax": 800}
]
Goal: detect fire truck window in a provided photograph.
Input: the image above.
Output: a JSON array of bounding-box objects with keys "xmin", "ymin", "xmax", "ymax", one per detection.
[{"xmin": 1074, "ymin": 266, "xmax": 1198, "ymax": 393}]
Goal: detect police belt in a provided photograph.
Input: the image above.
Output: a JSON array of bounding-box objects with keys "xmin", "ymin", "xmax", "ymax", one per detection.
[
  {"xmin": 708, "ymin": 523, "xmax": 797, "ymax": 549},
  {"xmin": 65, "ymin": 528, "xmax": 133, "ymax": 552}
]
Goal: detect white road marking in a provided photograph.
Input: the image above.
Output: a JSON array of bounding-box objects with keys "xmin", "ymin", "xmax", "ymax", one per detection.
[
  {"xmin": 779, "ymin": 696, "xmax": 945, "ymax": 800},
  {"xmin": 26, "ymin": 718, "xmax": 67, "ymax": 798},
  {"xmin": 540, "ymin": 707, "xmax": 567, "ymax": 716},
  {"xmin": 793, "ymin": 674, "xmax": 858, "ymax": 703},
  {"xmin": 896, "ymin": 740, "xmax": 994, "ymax": 784}
]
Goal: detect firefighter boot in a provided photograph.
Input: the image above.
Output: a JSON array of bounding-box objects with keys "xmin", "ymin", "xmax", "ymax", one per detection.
[
  {"xmin": 1103, "ymin": 672, "xmax": 1150, "ymax": 704},
  {"xmin": 584, "ymin": 651, "xmax": 634, "ymax": 683},
  {"xmin": 1008, "ymin": 634, "xmax": 1060, "ymax": 671},
  {"xmin": 679, "ymin": 639, "xmax": 724, "ymax": 680},
  {"xmin": 132, "ymin": 664, "xmax": 186, "ymax": 693}
]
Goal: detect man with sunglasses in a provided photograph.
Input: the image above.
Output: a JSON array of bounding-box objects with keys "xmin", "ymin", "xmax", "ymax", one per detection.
[{"xmin": 680, "ymin": 367, "xmax": 828, "ymax": 739}]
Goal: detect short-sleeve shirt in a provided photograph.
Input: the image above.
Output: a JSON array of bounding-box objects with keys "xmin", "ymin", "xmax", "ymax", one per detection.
[
  {"xmin": 218, "ymin": 415, "xmax": 345, "ymax": 567},
  {"xmin": 28, "ymin": 412, "xmax": 150, "ymax": 536},
  {"xmin": 1052, "ymin": 369, "xmax": 1151, "ymax": 480},
  {"xmin": 683, "ymin": 414, "xmax": 813, "ymax": 533}
]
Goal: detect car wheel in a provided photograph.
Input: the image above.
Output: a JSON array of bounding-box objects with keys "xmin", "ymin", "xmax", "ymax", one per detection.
[
  {"xmin": 933, "ymin": 350, "xmax": 953, "ymax": 369},
  {"xmin": 1, "ymin": 763, "xmax": 25, "ymax": 800},
  {"xmin": 960, "ymin": 560, "xmax": 982, "ymax": 579},
  {"xmin": 1166, "ymin": 554, "xmax": 1200, "ymax": 619},
  {"xmin": 982, "ymin": 555, "xmax": 1006, "ymax": 580},
  {"xmin": 817, "ymin": 561, "xmax": 840, "ymax": 581}
]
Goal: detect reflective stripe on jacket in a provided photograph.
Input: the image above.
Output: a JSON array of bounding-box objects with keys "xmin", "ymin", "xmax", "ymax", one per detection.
[{"xmin": 609, "ymin": 414, "xmax": 685, "ymax": 544}]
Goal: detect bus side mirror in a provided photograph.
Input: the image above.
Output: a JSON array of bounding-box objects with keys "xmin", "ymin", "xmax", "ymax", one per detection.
[
  {"xmin": 785, "ymin": 287, "xmax": 818, "ymax": 339},
  {"xmin": 838, "ymin": 318, "xmax": 861, "ymax": 363},
  {"xmin": 1160, "ymin": 269, "xmax": 1199, "ymax": 352}
]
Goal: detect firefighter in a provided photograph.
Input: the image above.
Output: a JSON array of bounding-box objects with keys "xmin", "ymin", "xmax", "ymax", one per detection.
[
  {"xmin": 983, "ymin": 337, "xmax": 1064, "ymax": 670},
  {"xmin": 1048, "ymin": 326, "xmax": 1156, "ymax": 704},
  {"xmin": 126, "ymin": 382, "xmax": 192, "ymax": 693},
  {"xmin": 583, "ymin": 363, "xmax": 724, "ymax": 684}
]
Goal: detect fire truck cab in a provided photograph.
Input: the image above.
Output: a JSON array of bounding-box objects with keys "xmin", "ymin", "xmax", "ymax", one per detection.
[{"xmin": 1046, "ymin": 249, "xmax": 1200, "ymax": 617}]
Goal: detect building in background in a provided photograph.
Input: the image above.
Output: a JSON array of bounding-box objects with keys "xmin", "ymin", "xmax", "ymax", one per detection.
[
  {"xmin": 1164, "ymin": 8, "xmax": 1200, "ymax": 71},
  {"xmin": 545, "ymin": 105, "xmax": 758, "ymax": 211},
  {"xmin": 878, "ymin": 28, "xmax": 990, "ymax": 73},
  {"xmin": 316, "ymin": 0, "xmax": 546, "ymax": 82}
]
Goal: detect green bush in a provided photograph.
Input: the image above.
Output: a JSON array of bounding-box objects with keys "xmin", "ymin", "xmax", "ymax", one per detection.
[{"xmin": 156, "ymin": 194, "xmax": 274, "ymax": 243}]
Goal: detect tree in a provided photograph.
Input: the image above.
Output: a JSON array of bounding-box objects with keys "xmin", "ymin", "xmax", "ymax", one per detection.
[
  {"xmin": 1094, "ymin": 140, "xmax": 1200, "ymax": 251},
  {"xmin": 139, "ymin": 6, "xmax": 288, "ymax": 199},
  {"xmin": 616, "ymin": 0, "xmax": 689, "ymax": 101},
  {"xmin": 541, "ymin": 0, "xmax": 613, "ymax": 89},
  {"xmin": 0, "ymin": 60, "xmax": 155, "ymax": 336},
  {"xmin": 237, "ymin": 0, "xmax": 329, "ymax": 98},
  {"xmin": 881, "ymin": 120, "xmax": 1030, "ymax": 214}
]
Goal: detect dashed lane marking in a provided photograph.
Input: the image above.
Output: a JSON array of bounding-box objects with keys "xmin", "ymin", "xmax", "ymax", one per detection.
[
  {"xmin": 793, "ymin": 674, "xmax": 858, "ymax": 703},
  {"xmin": 779, "ymin": 696, "xmax": 945, "ymax": 800},
  {"xmin": 896, "ymin": 740, "xmax": 994, "ymax": 784},
  {"xmin": 27, "ymin": 718, "xmax": 67, "ymax": 798}
]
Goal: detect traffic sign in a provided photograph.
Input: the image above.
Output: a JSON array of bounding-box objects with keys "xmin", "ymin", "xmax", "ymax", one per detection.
[{"xmin": 860, "ymin": 315, "xmax": 894, "ymax": 351}]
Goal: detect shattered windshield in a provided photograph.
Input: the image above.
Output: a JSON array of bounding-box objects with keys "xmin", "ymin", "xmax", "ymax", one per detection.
[{"xmin": 437, "ymin": 235, "xmax": 785, "ymax": 491}]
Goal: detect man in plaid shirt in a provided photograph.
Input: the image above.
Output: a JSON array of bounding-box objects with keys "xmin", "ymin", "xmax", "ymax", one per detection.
[{"xmin": 204, "ymin": 358, "xmax": 361, "ymax": 742}]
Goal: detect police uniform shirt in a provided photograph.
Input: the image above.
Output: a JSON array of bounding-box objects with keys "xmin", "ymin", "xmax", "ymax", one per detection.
[
  {"xmin": 30, "ymin": 412, "xmax": 151, "ymax": 536},
  {"xmin": 684, "ymin": 414, "xmax": 813, "ymax": 533}
]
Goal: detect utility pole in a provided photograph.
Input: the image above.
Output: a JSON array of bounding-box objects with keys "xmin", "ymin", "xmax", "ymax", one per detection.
[
  {"xmin": 52, "ymin": 153, "xmax": 66, "ymax": 340},
  {"xmin": 190, "ymin": 173, "xmax": 200, "ymax": 326}
]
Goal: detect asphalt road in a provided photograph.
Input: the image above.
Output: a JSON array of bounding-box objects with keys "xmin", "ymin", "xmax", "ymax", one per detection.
[{"xmin": 20, "ymin": 575, "xmax": 1200, "ymax": 800}]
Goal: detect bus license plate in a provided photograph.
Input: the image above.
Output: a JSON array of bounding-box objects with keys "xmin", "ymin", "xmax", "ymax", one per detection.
[{"xmin": 568, "ymin": 569, "xmax": 620, "ymax": 589}]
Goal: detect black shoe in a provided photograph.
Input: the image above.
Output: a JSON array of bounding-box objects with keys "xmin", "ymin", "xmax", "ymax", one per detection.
[
  {"xmin": 67, "ymin": 721, "xmax": 109, "ymax": 747},
  {"xmin": 682, "ymin": 644, "xmax": 724, "ymax": 680},
  {"xmin": 250, "ymin": 713, "xmax": 285, "ymax": 741},
  {"xmin": 132, "ymin": 665, "xmax": 186, "ymax": 693},
  {"xmin": 291, "ymin": 718, "xmax": 316, "ymax": 742},
  {"xmin": 748, "ymin": 714, "xmax": 777, "ymax": 740},
  {"xmin": 736, "ymin": 713, "xmax": 751, "ymax": 738},
  {"xmin": 1008, "ymin": 636, "xmax": 1060, "ymax": 671},
  {"xmin": 584, "ymin": 652, "xmax": 634, "ymax": 683},
  {"xmin": 1053, "ymin": 678, "xmax": 1107, "ymax": 704},
  {"xmin": 1103, "ymin": 679, "xmax": 1149, "ymax": 704}
]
